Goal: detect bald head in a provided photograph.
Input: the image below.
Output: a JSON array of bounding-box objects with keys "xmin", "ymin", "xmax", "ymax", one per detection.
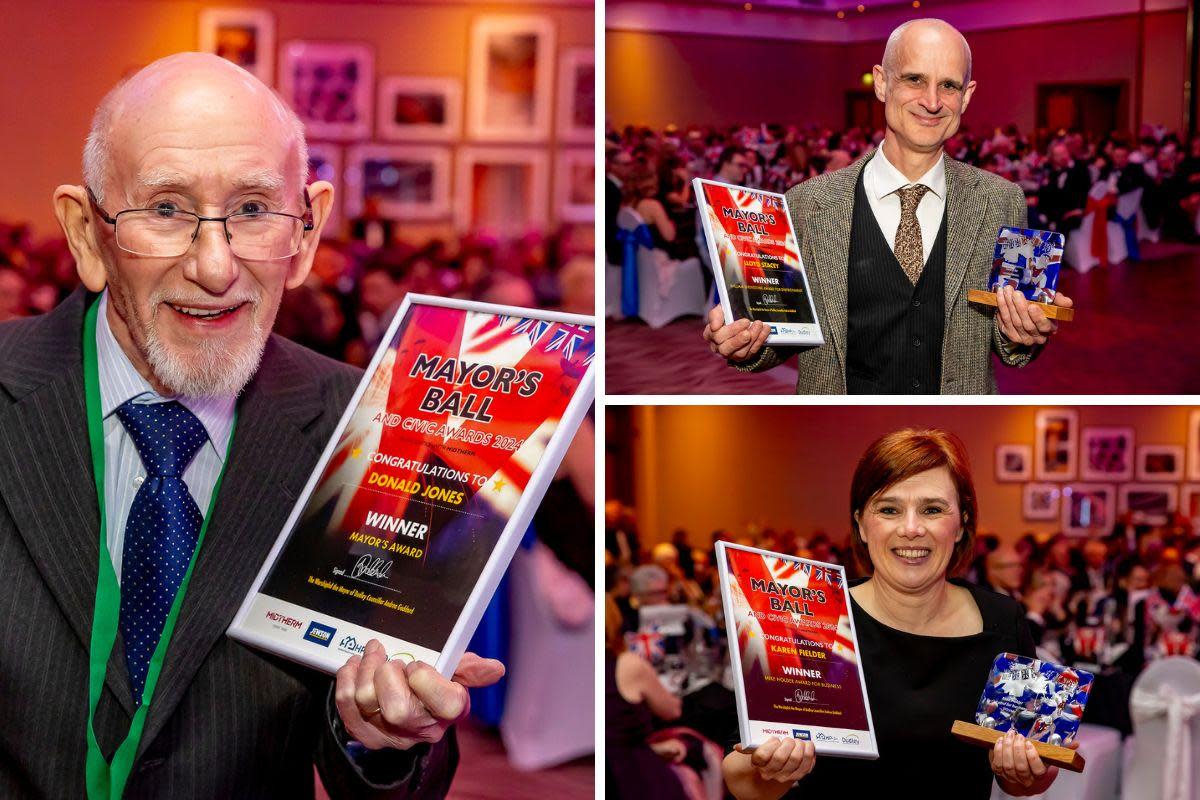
[
  {"xmin": 84, "ymin": 52, "xmax": 307, "ymax": 204},
  {"xmin": 883, "ymin": 19, "xmax": 972, "ymax": 86}
]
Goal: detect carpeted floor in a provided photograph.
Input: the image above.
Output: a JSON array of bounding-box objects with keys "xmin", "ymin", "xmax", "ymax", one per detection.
[
  {"xmin": 605, "ymin": 242, "xmax": 1200, "ymax": 395},
  {"xmin": 316, "ymin": 718, "xmax": 593, "ymax": 798}
]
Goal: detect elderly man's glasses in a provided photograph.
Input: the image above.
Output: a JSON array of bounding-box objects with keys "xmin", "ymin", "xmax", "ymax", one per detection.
[{"xmin": 86, "ymin": 187, "xmax": 315, "ymax": 260}]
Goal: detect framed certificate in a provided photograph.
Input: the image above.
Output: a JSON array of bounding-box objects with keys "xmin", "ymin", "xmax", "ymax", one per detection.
[
  {"xmin": 715, "ymin": 541, "xmax": 877, "ymax": 758},
  {"xmin": 693, "ymin": 178, "xmax": 824, "ymax": 346},
  {"xmin": 229, "ymin": 295, "xmax": 595, "ymax": 677}
]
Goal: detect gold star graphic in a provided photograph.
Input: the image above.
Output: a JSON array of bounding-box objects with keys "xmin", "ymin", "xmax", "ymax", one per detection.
[
  {"xmin": 492, "ymin": 478, "xmax": 507, "ymax": 492},
  {"xmin": 351, "ymin": 448, "xmax": 362, "ymax": 459}
]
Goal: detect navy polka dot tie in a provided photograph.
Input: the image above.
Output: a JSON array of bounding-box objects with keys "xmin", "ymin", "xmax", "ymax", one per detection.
[{"xmin": 115, "ymin": 399, "xmax": 208, "ymax": 704}]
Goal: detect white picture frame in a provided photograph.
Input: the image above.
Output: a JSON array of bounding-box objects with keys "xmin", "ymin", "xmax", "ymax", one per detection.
[
  {"xmin": 556, "ymin": 48, "xmax": 594, "ymax": 143},
  {"xmin": 1062, "ymin": 483, "xmax": 1116, "ymax": 537},
  {"xmin": 555, "ymin": 148, "xmax": 594, "ymax": 224},
  {"xmin": 198, "ymin": 8, "xmax": 275, "ymax": 86},
  {"xmin": 455, "ymin": 146, "xmax": 549, "ymax": 234},
  {"xmin": 280, "ymin": 40, "xmax": 374, "ymax": 141},
  {"xmin": 1022, "ymin": 483, "xmax": 1061, "ymax": 521},
  {"xmin": 1135, "ymin": 444, "xmax": 1184, "ymax": 482},
  {"xmin": 227, "ymin": 294, "xmax": 596, "ymax": 678},
  {"xmin": 1181, "ymin": 484, "xmax": 1200, "ymax": 522},
  {"xmin": 1080, "ymin": 426, "xmax": 1135, "ymax": 481},
  {"xmin": 1117, "ymin": 483, "xmax": 1178, "ymax": 526},
  {"xmin": 306, "ymin": 142, "xmax": 342, "ymax": 237},
  {"xmin": 376, "ymin": 76, "xmax": 462, "ymax": 142},
  {"xmin": 344, "ymin": 145, "xmax": 452, "ymax": 221},
  {"xmin": 467, "ymin": 15, "xmax": 556, "ymax": 142},
  {"xmin": 1188, "ymin": 409, "xmax": 1200, "ymax": 481},
  {"xmin": 995, "ymin": 444, "xmax": 1032, "ymax": 482},
  {"xmin": 1034, "ymin": 409, "xmax": 1078, "ymax": 481}
]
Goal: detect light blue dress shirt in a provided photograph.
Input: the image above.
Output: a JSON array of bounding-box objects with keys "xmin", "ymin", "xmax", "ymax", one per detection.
[{"xmin": 96, "ymin": 291, "xmax": 236, "ymax": 582}]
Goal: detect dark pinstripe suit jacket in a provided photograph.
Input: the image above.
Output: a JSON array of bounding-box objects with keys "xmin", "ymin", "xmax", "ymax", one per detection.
[
  {"xmin": 0, "ymin": 290, "xmax": 456, "ymax": 798},
  {"xmin": 736, "ymin": 152, "xmax": 1040, "ymax": 394}
]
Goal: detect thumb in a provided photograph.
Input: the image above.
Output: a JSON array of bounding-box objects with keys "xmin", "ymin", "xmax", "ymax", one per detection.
[{"xmin": 451, "ymin": 652, "xmax": 506, "ymax": 688}]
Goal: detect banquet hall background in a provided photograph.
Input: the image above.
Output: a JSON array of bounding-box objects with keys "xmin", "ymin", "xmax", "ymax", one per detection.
[
  {"xmin": 0, "ymin": 1, "xmax": 595, "ymax": 797},
  {"xmin": 604, "ymin": 0, "xmax": 1200, "ymax": 394},
  {"xmin": 605, "ymin": 404, "xmax": 1200, "ymax": 799}
]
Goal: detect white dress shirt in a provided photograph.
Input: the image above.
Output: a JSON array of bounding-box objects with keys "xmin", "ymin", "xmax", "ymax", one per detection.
[
  {"xmin": 862, "ymin": 145, "xmax": 947, "ymax": 266},
  {"xmin": 96, "ymin": 291, "xmax": 236, "ymax": 582}
]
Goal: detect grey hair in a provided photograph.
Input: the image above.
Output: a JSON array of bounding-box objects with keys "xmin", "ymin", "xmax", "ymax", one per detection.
[
  {"xmin": 882, "ymin": 18, "xmax": 972, "ymax": 86},
  {"xmin": 82, "ymin": 75, "xmax": 309, "ymax": 205}
]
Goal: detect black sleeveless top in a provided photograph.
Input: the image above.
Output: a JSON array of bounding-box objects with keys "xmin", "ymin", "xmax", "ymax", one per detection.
[{"xmin": 758, "ymin": 580, "xmax": 1036, "ymax": 799}]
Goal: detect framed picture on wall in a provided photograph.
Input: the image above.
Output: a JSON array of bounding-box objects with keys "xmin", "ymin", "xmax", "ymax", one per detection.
[
  {"xmin": 555, "ymin": 149, "xmax": 594, "ymax": 224},
  {"xmin": 1136, "ymin": 444, "xmax": 1184, "ymax": 482},
  {"xmin": 995, "ymin": 444, "xmax": 1032, "ymax": 482},
  {"xmin": 1189, "ymin": 409, "xmax": 1200, "ymax": 481},
  {"xmin": 306, "ymin": 142, "xmax": 342, "ymax": 237},
  {"xmin": 344, "ymin": 145, "xmax": 452, "ymax": 221},
  {"xmin": 199, "ymin": 8, "xmax": 275, "ymax": 85},
  {"xmin": 1034, "ymin": 409, "xmax": 1077, "ymax": 481},
  {"xmin": 556, "ymin": 48, "xmax": 594, "ymax": 143},
  {"xmin": 455, "ymin": 147, "xmax": 548, "ymax": 234},
  {"xmin": 1117, "ymin": 483, "xmax": 1178, "ymax": 526},
  {"xmin": 280, "ymin": 41, "xmax": 373, "ymax": 141},
  {"xmin": 377, "ymin": 76, "xmax": 462, "ymax": 142},
  {"xmin": 467, "ymin": 15, "xmax": 556, "ymax": 142},
  {"xmin": 1062, "ymin": 483, "xmax": 1116, "ymax": 537},
  {"xmin": 1080, "ymin": 426, "xmax": 1135, "ymax": 481},
  {"xmin": 1182, "ymin": 484, "xmax": 1200, "ymax": 522},
  {"xmin": 1023, "ymin": 483, "xmax": 1060, "ymax": 521}
]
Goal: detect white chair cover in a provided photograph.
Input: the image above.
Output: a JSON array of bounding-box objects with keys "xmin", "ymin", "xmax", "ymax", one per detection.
[
  {"xmin": 1122, "ymin": 656, "xmax": 1200, "ymax": 800},
  {"xmin": 616, "ymin": 206, "xmax": 709, "ymax": 329},
  {"xmin": 605, "ymin": 261, "xmax": 622, "ymax": 319},
  {"xmin": 1064, "ymin": 183, "xmax": 1111, "ymax": 274},
  {"xmin": 990, "ymin": 722, "xmax": 1121, "ymax": 800},
  {"xmin": 498, "ymin": 543, "xmax": 595, "ymax": 771},
  {"xmin": 1105, "ymin": 188, "xmax": 1142, "ymax": 264}
]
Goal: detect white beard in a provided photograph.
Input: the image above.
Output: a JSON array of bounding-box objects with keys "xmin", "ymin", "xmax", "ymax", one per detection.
[{"xmin": 143, "ymin": 310, "xmax": 267, "ymax": 397}]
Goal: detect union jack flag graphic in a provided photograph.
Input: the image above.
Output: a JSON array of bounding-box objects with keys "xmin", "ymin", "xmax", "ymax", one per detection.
[
  {"xmin": 512, "ymin": 318, "xmax": 553, "ymax": 345},
  {"xmin": 626, "ymin": 629, "xmax": 667, "ymax": 663}
]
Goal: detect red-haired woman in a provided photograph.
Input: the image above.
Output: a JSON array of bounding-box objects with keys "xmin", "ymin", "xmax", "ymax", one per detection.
[{"xmin": 722, "ymin": 429, "xmax": 1075, "ymax": 799}]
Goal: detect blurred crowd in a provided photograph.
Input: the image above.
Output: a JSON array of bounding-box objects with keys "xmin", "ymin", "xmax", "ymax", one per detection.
[
  {"xmin": 604, "ymin": 498, "xmax": 1200, "ymax": 798},
  {"xmin": 0, "ymin": 220, "xmax": 596, "ymax": 368},
  {"xmin": 604, "ymin": 120, "xmax": 1200, "ymax": 265}
]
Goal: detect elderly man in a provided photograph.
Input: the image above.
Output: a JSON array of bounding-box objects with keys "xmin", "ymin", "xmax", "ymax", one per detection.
[
  {"xmin": 0, "ymin": 53, "xmax": 501, "ymax": 798},
  {"xmin": 704, "ymin": 19, "xmax": 1073, "ymax": 394}
]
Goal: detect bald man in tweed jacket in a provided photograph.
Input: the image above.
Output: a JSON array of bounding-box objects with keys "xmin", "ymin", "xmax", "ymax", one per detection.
[{"xmin": 704, "ymin": 20, "xmax": 1071, "ymax": 395}]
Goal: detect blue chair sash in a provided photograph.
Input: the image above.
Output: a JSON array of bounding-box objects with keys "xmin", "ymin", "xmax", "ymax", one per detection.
[
  {"xmin": 1113, "ymin": 212, "xmax": 1140, "ymax": 261},
  {"xmin": 616, "ymin": 224, "xmax": 654, "ymax": 317}
]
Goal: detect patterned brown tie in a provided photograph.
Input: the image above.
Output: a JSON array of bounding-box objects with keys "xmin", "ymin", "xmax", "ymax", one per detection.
[{"xmin": 893, "ymin": 184, "xmax": 931, "ymax": 284}]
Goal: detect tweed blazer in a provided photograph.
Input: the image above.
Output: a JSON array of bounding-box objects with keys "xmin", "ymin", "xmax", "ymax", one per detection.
[
  {"xmin": 0, "ymin": 289, "xmax": 456, "ymax": 799},
  {"xmin": 736, "ymin": 151, "xmax": 1039, "ymax": 394}
]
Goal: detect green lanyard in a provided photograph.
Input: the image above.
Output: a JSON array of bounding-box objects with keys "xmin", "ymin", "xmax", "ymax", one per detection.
[{"xmin": 82, "ymin": 297, "xmax": 237, "ymax": 799}]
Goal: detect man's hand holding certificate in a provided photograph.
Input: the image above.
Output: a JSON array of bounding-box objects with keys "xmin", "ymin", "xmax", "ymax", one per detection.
[{"xmin": 336, "ymin": 640, "xmax": 504, "ymax": 750}]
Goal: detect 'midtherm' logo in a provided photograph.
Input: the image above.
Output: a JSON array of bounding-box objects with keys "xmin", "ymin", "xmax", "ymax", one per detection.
[{"xmin": 303, "ymin": 621, "xmax": 336, "ymax": 646}]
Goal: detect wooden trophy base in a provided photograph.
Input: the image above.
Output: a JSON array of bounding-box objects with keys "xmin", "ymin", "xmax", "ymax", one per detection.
[
  {"xmin": 950, "ymin": 721, "xmax": 1086, "ymax": 773},
  {"xmin": 967, "ymin": 289, "xmax": 1075, "ymax": 321}
]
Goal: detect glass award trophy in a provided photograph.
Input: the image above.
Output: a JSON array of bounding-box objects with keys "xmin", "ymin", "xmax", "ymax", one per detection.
[
  {"xmin": 950, "ymin": 653, "xmax": 1092, "ymax": 772},
  {"xmin": 967, "ymin": 226, "xmax": 1074, "ymax": 321}
]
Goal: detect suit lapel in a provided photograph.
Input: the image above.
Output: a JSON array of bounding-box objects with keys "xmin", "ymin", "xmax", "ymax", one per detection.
[
  {"xmin": 138, "ymin": 336, "xmax": 328, "ymax": 756},
  {"xmin": 798, "ymin": 154, "xmax": 869, "ymax": 369},
  {"xmin": 0, "ymin": 290, "xmax": 137, "ymax": 718},
  {"xmin": 943, "ymin": 156, "xmax": 989, "ymax": 319}
]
